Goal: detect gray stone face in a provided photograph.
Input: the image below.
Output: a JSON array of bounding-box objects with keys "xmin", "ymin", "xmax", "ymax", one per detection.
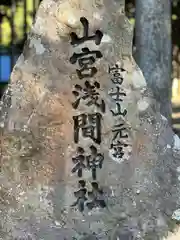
[{"xmin": 0, "ymin": 0, "xmax": 179, "ymax": 239}]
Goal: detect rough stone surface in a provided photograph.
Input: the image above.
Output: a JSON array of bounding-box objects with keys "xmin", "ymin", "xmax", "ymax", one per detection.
[{"xmin": 0, "ymin": 0, "xmax": 179, "ymax": 239}]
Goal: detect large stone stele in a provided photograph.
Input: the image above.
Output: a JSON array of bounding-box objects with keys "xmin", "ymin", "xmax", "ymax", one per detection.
[{"xmin": 1, "ymin": 0, "xmax": 180, "ymax": 239}]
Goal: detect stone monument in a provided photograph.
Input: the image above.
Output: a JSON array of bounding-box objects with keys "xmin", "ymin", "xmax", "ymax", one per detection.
[{"xmin": 0, "ymin": 0, "xmax": 180, "ymax": 239}]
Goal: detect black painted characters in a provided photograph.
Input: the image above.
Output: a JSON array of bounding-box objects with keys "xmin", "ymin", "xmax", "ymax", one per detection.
[
  {"xmin": 73, "ymin": 113, "xmax": 102, "ymax": 144},
  {"xmin": 110, "ymin": 103, "xmax": 127, "ymax": 117},
  {"xmin": 110, "ymin": 141, "xmax": 128, "ymax": 159},
  {"xmin": 69, "ymin": 17, "xmax": 103, "ymax": 80},
  {"xmin": 108, "ymin": 64, "xmax": 128, "ymax": 160},
  {"xmin": 70, "ymin": 17, "xmax": 103, "ymax": 46},
  {"xmin": 71, "ymin": 147, "xmax": 86, "ymax": 178},
  {"xmin": 69, "ymin": 17, "xmax": 106, "ymax": 213},
  {"xmin": 108, "ymin": 65, "xmax": 126, "ymax": 85},
  {"xmin": 71, "ymin": 180, "xmax": 106, "ymax": 212},
  {"xmin": 72, "ymin": 81, "xmax": 105, "ymax": 112},
  {"xmin": 108, "ymin": 86, "xmax": 126, "ymax": 102},
  {"xmin": 70, "ymin": 48, "xmax": 103, "ymax": 79},
  {"xmin": 112, "ymin": 123, "xmax": 128, "ymax": 141},
  {"xmin": 71, "ymin": 145, "xmax": 104, "ymax": 180},
  {"xmin": 86, "ymin": 145, "xmax": 104, "ymax": 180}
]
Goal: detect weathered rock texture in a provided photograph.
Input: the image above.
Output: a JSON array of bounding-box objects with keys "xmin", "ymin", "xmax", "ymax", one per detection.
[{"xmin": 0, "ymin": 0, "xmax": 180, "ymax": 239}]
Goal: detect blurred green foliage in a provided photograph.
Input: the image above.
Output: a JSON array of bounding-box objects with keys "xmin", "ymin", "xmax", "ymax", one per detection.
[
  {"xmin": 0, "ymin": 0, "xmax": 40, "ymax": 47},
  {"xmin": 0, "ymin": 0, "xmax": 179, "ymax": 48},
  {"xmin": 0, "ymin": 0, "xmax": 180, "ymax": 79}
]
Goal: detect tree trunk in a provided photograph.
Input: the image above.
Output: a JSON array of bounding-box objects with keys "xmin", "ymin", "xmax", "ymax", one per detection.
[{"xmin": 135, "ymin": 0, "xmax": 172, "ymax": 123}]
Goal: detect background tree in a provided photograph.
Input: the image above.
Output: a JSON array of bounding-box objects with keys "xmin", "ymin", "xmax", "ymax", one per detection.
[{"xmin": 134, "ymin": 0, "xmax": 172, "ymax": 123}]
